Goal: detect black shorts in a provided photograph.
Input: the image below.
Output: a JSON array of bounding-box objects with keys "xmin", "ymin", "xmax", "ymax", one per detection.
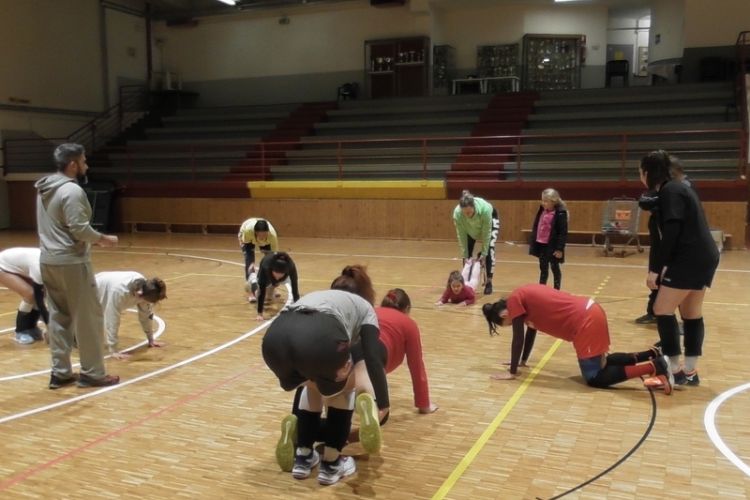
[
  {"xmin": 661, "ymin": 259, "xmax": 719, "ymax": 290},
  {"xmin": 262, "ymin": 310, "xmax": 351, "ymax": 396}
]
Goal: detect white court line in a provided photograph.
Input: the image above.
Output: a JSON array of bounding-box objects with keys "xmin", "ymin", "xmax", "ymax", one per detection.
[
  {"xmin": 0, "ymin": 319, "xmax": 272, "ymax": 425},
  {"xmin": 110, "ymin": 245, "xmax": 750, "ymax": 274},
  {"xmin": 704, "ymin": 382, "xmax": 750, "ymax": 477},
  {"xmin": 0, "ymin": 252, "xmax": 293, "ymax": 425},
  {"xmin": 0, "ymin": 312, "xmax": 166, "ymax": 383}
]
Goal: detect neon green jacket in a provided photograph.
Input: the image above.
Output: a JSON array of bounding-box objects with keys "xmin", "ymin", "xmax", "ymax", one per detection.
[{"xmin": 452, "ymin": 197, "xmax": 493, "ymax": 258}]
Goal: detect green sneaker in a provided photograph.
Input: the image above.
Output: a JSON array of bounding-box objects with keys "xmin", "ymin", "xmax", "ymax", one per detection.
[
  {"xmin": 355, "ymin": 394, "xmax": 382, "ymax": 454},
  {"xmin": 276, "ymin": 414, "xmax": 298, "ymax": 472}
]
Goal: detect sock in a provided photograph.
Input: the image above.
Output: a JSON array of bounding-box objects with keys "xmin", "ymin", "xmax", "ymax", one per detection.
[
  {"xmin": 19, "ymin": 301, "xmax": 33, "ymax": 313},
  {"xmin": 669, "ymin": 355, "xmax": 681, "ymax": 373},
  {"xmin": 625, "ymin": 361, "xmax": 655, "ymax": 379},
  {"xmin": 683, "ymin": 356, "xmax": 698, "ymax": 373},
  {"xmin": 296, "ymin": 446, "xmax": 312, "ymax": 457},
  {"xmin": 296, "ymin": 410, "xmax": 322, "ymax": 449},
  {"xmin": 323, "ymin": 407, "xmax": 353, "ymax": 452}
]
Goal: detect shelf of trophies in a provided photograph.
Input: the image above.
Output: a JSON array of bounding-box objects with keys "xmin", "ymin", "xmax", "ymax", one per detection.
[
  {"xmin": 522, "ymin": 34, "xmax": 584, "ymax": 91},
  {"xmin": 477, "ymin": 43, "xmax": 520, "ymax": 94},
  {"xmin": 433, "ymin": 44, "xmax": 456, "ymax": 95},
  {"xmin": 365, "ymin": 36, "xmax": 430, "ymax": 99}
]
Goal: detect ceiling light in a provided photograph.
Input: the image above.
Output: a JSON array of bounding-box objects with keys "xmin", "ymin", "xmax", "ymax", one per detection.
[{"xmin": 216, "ymin": 0, "xmax": 236, "ymax": 5}]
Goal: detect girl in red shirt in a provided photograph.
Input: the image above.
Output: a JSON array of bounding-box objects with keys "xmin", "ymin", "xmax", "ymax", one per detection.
[
  {"xmin": 375, "ymin": 289, "xmax": 437, "ymax": 413},
  {"xmin": 436, "ymin": 260, "xmax": 481, "ymax": 306},
  {"xmin": 482, "ymin": 284, "xmax": 674, "ymax": 394}
]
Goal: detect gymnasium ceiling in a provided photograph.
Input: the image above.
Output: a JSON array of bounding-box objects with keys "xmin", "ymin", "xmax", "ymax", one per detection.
[{"xmin": 146, "ymin": 0, "xmax": 653, "ymax": 21}]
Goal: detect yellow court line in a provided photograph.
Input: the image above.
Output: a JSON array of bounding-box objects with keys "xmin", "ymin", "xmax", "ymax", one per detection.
[
  {"xmin": 0, "ymin": 311, "xmax": 15, "ymax": 318},
  {"xmin": 432, "ymin": 339, "xmax": 563, "ymax": 500}
]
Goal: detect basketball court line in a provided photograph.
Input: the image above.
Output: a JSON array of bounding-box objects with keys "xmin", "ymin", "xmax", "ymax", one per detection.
[
  {"xmin": 704, "ymin": 382, "xmax": 750, "ymax": 477},
  {"xmin": 0, "ymin": 366, "xmax": 259, "ymax": 492},
  {"xmin": 433, "ymin": 275, "xmax": 667, "ymax": 498},
  {"xmin": 3, "ymin": 247, "xmax": 748, "ymax": 489},
  {"xmin": 0, "ymin": 317, "xmax": 271, "ymax": 426},
  {"xmin": 109, "ymin": 245, "xmax": 750, "ymax": 274},
  {"xmin": 0, "ymin": 313, "xmax": 166, "ymax": 382}
]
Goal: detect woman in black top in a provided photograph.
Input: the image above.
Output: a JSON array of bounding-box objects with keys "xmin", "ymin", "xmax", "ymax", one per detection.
[
  {"xmin": 250, "ymin": 251, "xmax": 300, "ymax": 320},
  {"xmin": 639, "ymin": 150, "xmax": 719, "ymax": 387}
]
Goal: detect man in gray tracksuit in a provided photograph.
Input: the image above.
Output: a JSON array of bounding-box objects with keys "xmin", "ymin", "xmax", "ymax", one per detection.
[{"xmin": 35, "ymin": 143, "xmax": 120, "ymax": 389}]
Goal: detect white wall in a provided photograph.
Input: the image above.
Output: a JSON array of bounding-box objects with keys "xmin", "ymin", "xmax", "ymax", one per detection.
[
  {"xmin": 684, "ymin": 0, "xmax": 750, "ymax": 48},
  {"xmin": 157, "ymin": 1, "xmax": 608, "ymax": 81},
  {"xmin": 0, "ymin": 0, "xmax": 105, "ymax": 142},
  {"xmin": 105, "ymin": 7, "xmax": 148, "ymax": 106},
  {"xmin": 0, "ymin": 0, "xmax": 105, "ymax": 111},
  {"xmin": 154, "ymin": 1, "xmax": 427, "ymax": 80},
  {"xmin": 649, "ymin": 0, "xmax": 685, "ymax": 63}
]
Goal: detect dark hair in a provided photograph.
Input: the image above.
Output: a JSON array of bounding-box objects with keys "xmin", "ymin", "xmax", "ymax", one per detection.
[
  {"xmin": 482, "ymin": 299, "xmax": 508, "ymax": 336},
  {"xmin": 458, "ymin": 189, "xmax": 475, "ymax": 208},
  {"xmin": 271, "ymin": 252, "xmax": 292, "ymax": 275},
  {"xmin": 446, "ymin": 270, "xmax": 464, "ymax": 289},
  {"xmin": 381, "ymin": 288, "xmax": 411, "ymax": 313},
  {"xmin": 131, "ymin": 277, "xmax": 167, "ymax": 303},
  {"xmin": 254, "ymin": 219, "xmax": 270, "ymax": 233},
  {"xmin": 53, "ymin": 143, "xmax": 85, "ymax": 171},
  {"xmin": 639, "ymin": 150, "xmax": 672, "ymax": 190},
  {"xmin": 330, "ymin": 264, "xmax": 375, "ymax": 305}
]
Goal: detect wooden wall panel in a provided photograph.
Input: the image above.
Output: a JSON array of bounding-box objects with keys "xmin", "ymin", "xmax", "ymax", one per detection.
[{"xmin": 116, "ymin": 197, "xmax": 747, "ymax": 249}]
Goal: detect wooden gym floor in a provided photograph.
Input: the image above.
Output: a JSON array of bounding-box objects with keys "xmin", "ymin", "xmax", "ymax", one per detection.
[{"xmin": 0, "ymin": 231, "xmax": 749, "ymax": 499}]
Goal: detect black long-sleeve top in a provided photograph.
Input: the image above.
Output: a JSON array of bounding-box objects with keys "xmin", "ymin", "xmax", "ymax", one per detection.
[{"xmin": 256, "ymin": 252, "xmax": 300, "ymax": 314}]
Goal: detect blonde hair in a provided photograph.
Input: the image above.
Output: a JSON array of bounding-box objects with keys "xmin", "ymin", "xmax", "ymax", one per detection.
[{"xmin": 541, "ymin": 188, "xmax": 566, "ymax": 210}]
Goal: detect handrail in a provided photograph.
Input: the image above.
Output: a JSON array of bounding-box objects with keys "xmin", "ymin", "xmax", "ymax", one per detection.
[{"xmin": 64, "ymin": 126, "xmax": 750, "ymax": 184}]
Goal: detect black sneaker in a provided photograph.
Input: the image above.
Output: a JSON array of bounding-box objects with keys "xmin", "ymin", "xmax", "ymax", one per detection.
[
  {"xmin": 49, "ymin": 373, "xmax": 78, "ymax": 390},
  {"xmin": 483, "ymin": 281, "xmax": 493, "ymax": 295},
  {"xmin": 635, "ymin": 313, "xmax": 657, "ymax": 324},
  {"xmin": 673, "ymin": 370, "xmax": 700, "ymax": 387},
  {"xmin": 77, "ymin": 373, "xmax": 120, "ymax": 388}
]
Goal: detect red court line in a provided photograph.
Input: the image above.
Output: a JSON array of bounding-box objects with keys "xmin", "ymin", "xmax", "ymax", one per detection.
[{"xmin": 0, "ymin": 366, "xmax": 257, "ymax": 492}]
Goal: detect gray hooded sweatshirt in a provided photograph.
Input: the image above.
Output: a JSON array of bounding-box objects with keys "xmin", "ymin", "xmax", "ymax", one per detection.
[{"xmin": 35, "ymin": 173, "xmax": 102, "ymax": 265}]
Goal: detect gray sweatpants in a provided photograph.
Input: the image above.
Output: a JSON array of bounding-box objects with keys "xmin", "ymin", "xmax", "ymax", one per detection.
[{"xmin": 42, "ymin": 262, "xmax": 106, "ymax": 379}]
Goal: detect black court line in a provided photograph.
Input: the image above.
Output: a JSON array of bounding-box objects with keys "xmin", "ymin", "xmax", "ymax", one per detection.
[{"xmin": 538, "ymin": 384, "xmax": 658, "ymax": 500}]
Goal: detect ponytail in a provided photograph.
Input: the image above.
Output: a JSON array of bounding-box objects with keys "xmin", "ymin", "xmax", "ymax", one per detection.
[
  {"xmin": 380, "ymin": 288, "xmax": 411, "ymax": 313},
  {"xmin": 331, "ymin": 264, "xmax": 376, "ymax": 305}
]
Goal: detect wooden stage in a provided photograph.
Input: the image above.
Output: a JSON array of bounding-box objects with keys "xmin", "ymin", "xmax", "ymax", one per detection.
[{"xmin": 0, "ymin": 231, "xmax": 748, "ymax": 499}]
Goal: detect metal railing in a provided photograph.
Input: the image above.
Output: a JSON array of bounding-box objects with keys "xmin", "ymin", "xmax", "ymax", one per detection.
[
  {"xmin": 76, "ymin": 126, "xmax": 746, "ymax": 184},
  {"xmin": 3, "ymin": 86, "xmax": 148, "ymax": 173}
]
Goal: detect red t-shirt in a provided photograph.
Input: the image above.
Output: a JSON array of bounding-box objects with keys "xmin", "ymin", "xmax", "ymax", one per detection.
[
  {"xmin": 440, "ymin": 284, "xmax": 476, "ymax": 305},
  {"xmin": 506, "ymin": 284, "xmax": 589, "ymax": 343},
  {"xmin": 375, "ymin": 306, "xmax": 430, "ymax": 409}
]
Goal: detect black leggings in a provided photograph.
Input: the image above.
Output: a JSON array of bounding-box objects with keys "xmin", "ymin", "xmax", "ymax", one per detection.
[
  {"xmin": 466, "ymin": 208, "xmax": 500, "ymax": 279},
  {"xmin": 537, "ymin": 245, "xmax": 561, "ymax": 290}
]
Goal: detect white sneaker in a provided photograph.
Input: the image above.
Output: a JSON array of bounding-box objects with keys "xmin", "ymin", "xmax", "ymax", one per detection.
[
  {"xmin": 291, "ymin": 449, "xmax": 320, "ymax": 480},
  {"xmin": 317, "ymin": 456, "xmax": 356, "ymax": 485}
]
